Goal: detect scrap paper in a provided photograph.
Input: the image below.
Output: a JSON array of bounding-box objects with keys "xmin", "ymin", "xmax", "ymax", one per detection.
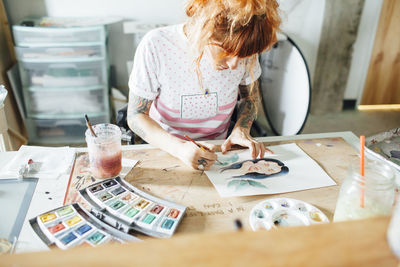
[
  {"xmin": 0, "ymin": 146, "xmax": 75, "ymax": 180},
  {"xmin": 205, "ymin": 143, "xmax": 336, "ymax": 197}
]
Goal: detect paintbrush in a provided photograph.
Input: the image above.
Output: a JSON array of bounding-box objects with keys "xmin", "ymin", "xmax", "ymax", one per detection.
[
  {"xmin": 183, "ymin": 135, "xmax": 223, "ymax": 164},
  {"xmin": 85, "ymin": 114, "xmax": 98, "ymax": 138}
]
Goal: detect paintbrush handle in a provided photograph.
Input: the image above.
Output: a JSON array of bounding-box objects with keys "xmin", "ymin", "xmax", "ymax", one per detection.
[
  {"xmin": 85, "ymin": 114, "xmax": 98, "ymax": 138},
  {"xmin": 184, "ymin": 135, "xmax": 222, "ymax": 164},
  {"xmin": 184, "ymin": 135, "xmax": 208, "ymax": 151}
]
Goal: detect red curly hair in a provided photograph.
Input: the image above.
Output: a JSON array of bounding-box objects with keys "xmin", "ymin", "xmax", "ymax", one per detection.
[{"xmin": 185, "ymin": 0, "xmax": 281, "ymax": 58}]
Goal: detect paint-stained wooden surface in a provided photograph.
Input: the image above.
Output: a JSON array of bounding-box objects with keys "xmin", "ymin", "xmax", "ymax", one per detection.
[
  {"xmin": 1, "ymin": 216, "xmax": 397, "ymax": 266},
  {"xmin": 361, "ymin": 0, "xmax": 400, "ymax": 105},
  {"xmin": 65, "ymin": 137, "xmax": 359, "ymax": 234}
]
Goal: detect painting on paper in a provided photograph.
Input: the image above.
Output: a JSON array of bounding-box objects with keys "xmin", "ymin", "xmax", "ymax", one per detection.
[{"xmin": 205, "ymin": 143, "xmax": 336, "ymax": 197}]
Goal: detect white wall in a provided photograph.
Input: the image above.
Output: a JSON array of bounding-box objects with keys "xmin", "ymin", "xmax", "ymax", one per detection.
[
  {"xmin": 279, "ymin": 0, "xmax": 325, "ymax": 89},
  {"xmin": 4, "ymin": 0, "xmax": 380, "ymax": 101}
]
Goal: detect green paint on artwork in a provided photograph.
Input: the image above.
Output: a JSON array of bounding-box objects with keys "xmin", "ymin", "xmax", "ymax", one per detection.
[{"xmin": 227, "ymin": 179, "xmax": 267, "ymax": 191}]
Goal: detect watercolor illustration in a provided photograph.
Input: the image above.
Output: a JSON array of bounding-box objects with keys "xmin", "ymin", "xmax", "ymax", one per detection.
[
  {"xmin": 205, "ymin": 143, "xmax": 336, "ymax": 197},
  {"xmin": 220, "ymin": 158, "xmax": 289, "ymax": 191},
  {"xmin": 220, "ymin": 158, "xmax": 289, "ymax": 179}
]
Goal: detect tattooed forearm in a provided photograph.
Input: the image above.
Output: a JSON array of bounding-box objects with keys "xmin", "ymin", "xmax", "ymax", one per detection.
[
  {"xmin": 236, "ymin": 80, "xmax": 260, "ymax": 129},
  {"xmin": 128, "ymin": 94, "xmax": 153, "ymax": 116},
  {"xmin": 127, "ymin": 94, "xmax": 153, "ymax": 139},
  {"xmin": 237, "ymin": 99, "xmax": 257, "ymax": 128}
]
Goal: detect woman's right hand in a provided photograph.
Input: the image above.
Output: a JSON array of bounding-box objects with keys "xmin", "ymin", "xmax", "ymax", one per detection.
[{"xmin": 177, "ymin": 141, "xmax": 218, "ymax": 170}]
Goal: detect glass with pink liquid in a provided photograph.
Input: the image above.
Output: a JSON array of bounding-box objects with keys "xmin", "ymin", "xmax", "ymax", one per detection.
[{"xmin": 85, "ymin": 123, "xmax": 122, "ymax": 179}]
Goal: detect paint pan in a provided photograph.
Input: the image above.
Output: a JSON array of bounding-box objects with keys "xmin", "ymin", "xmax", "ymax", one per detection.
[
  {"xmin": 79, "ymin": 177, "xmax": 186, "ymax": 238},
  {"xmin": 249, "ymin": 198, "xmax": 329, "ymax": 231},
  {"xmin": 29, "ymin": 203, "xmax": 140, "ymax": 250}
]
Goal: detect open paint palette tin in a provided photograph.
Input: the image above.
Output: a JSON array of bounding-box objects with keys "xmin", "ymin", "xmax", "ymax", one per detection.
[
  {"xmin": 30, "ymin": 203, "xmax": 139, "ymax": 250},
  {"xmin": 249, "ymin": 198, "xmax": 329, "ymax": 230},
  {"xmin": 79, "ymin": 176, "xmax": 186, "ymax": 238}
]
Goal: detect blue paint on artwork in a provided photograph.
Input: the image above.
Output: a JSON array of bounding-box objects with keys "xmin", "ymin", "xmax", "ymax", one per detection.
[{"xmin": 215, "ymin": 153, "xmax": 239, "ymax": 166}]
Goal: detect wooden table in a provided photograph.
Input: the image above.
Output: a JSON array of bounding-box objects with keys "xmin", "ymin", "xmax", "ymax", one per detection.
[
  {"xmin": 1, "ymin": 216, "xmax": 398, "ymax": 266},
  {"xmin": 3, "ymin": 131, "xmax": 398, "ymax": 264}
]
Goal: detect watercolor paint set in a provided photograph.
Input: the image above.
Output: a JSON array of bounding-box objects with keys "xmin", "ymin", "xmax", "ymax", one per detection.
[
  {"xmin": 29, "ymin": 203, "xmax": 139, "ymax": 249},
  {"xmin": 79, "ymin": 176, "xmax": 186, "ymax": 238},
  {"xmin": 249, "ymin": 198, "xmax": 329, "ymax": 230}
]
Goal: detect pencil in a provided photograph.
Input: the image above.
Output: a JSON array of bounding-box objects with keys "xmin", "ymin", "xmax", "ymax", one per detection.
[{"xmin": 183, "ymin": 135, "xmax": 223, "ymax": 164}]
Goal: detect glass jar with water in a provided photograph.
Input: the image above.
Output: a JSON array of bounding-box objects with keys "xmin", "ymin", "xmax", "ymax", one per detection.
[{"xmin": 333, "ymin": 160, "xmax": 395, "ymax": 222}]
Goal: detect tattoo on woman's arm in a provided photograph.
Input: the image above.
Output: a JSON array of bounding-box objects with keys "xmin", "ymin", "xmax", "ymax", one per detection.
[
  {"xmin": 237, "ymin": 81, "xmax": 260, "ymax": 129},
  {"xmin": 128, "ymin": 95, "xmax": 152, "ymax": 115},
  {"xmin": 127, "ymin": 95, "xmax": 153, "ymax": 138}
]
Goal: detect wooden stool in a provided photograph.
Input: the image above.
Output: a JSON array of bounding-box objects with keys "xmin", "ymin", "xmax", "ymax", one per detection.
[{"xmin": 0, "ymin": 103, "xmax": 13, "ymax": 152}]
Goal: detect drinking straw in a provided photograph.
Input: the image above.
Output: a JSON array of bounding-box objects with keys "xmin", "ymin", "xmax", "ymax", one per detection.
[{"xmin": 360, "ymin": 135, "xmax": 365, "ymax": 208}]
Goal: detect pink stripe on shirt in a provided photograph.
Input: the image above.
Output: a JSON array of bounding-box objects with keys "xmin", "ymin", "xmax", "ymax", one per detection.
[
  {"xmin": 171, "ymin": 130, "xmax": 227, "ymax": 141},
  {"xmin": 155, "ymin": 102, "xmax": 233, "ymax": 123},
  {"xmin": 168, "ymin": 121, "xmax": 230, "ymax": 134},
  {"xmin": 219, "ymin": 99, "xmax": 237, "ymax": 111},
  {"xmin": 157, "ymin": 99, "xmax": 180, "ymax": 114}
]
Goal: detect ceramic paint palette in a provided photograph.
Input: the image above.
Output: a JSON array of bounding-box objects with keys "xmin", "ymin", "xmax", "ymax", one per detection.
[
  {"xmin": 79, "ymin": 177, "xmax": 186, "ymax": 238},
  {"xmin": 30, "ymin": 203, "xmax": 139, "ymax": 249},
  {"xmin": 249, "ymin": 198, "xmax": 329, "ymax": 230}
]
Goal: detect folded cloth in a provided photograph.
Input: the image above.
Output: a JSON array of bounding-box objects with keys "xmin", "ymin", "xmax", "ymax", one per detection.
[{"xmin": 0, "ymin": 146, "xmax": 75, "ymax": 180}]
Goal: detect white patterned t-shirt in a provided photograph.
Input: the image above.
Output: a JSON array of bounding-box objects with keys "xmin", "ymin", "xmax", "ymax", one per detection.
[{"xmin": 128, "ymin": 24, "xmax": 261, "ymax": 140}]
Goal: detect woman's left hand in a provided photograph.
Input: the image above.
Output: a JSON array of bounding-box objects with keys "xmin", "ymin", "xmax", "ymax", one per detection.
[{"xmin": 221, "ymin": 127, "xmax": 273, "ymax": 159}]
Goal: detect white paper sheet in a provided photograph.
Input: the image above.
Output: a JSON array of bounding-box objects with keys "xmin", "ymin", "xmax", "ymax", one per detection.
[
  {"xmin": 0, "ymin": 146, "xmax": 75, "ymax": 180},
  {"xmin": 205, "ymin": 143, "xmax": 336, "ymax": 197}
]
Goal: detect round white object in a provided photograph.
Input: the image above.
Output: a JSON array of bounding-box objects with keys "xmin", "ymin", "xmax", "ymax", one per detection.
[{"xmin": 259, "ymin": 35, "xmax": 311, "ymax": 136}]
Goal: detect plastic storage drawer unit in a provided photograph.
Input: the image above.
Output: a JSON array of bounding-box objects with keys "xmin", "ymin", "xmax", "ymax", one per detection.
[
  {"xmin": 24, "ymin": 86, "xmax": 107, "ymax": 118},
  {"xmin": 13, "ymin": 26, "xmax": 106, "ymax": 46},
  {"xmin": 15, "ymin": 45, "xmax": 106, "ymax": 61},
  {"xmin": 18, "ymin": 59, "xmax": 107, "ymax": 88},
  {"xmin": 26, "ymin": 115, "xmax": 108, "ymax": 144},
  {"xmin": 13, "ymin": 18, "xmax": 111, "ymax": 144}
]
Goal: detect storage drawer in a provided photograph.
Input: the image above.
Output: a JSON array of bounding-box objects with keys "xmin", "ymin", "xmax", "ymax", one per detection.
[
  {"xmin": 26, "ymin": 115, "xmax": 109, "ymax": 144},
  {"xmin": 24, "ymin": 86, "xmax": 108, "ymax": 119},
  {"xmin": 18, "ymin": 60, "xmax": 107, "ymax": 88},
  {"xmin": 13, "ymin": 25, "xmax": 105, "ymax": 46},
  {"xmin": 15, "ymin": 45, "xmax": 106, "ymax": 61}
]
